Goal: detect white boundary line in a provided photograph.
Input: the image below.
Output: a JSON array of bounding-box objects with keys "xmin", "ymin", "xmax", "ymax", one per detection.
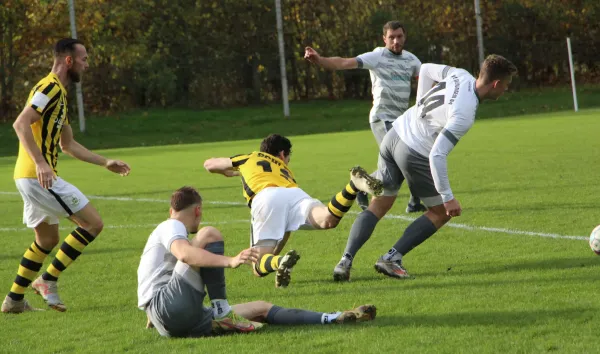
[{"xmin": 0, "ymin": 191, "xmax": 588, "ymax": 241}]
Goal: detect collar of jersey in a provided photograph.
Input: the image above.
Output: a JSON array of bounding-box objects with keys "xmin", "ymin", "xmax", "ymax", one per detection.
[
  {"xmin": 385, "ymin": 48, "xmax": 403, "ymax": 57},
  {"xmin": 257, "ymin": 151, "xmax": 288, "ymax": 167},
  {"xmin": 473, "ymin": 80, "xmax": 481, "ymax": 103},
  {"xmin": 49, "ymin": 72, "xmax": 67, "ymax": 92}
]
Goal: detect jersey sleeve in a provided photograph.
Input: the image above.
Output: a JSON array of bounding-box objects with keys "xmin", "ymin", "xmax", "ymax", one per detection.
[
  {"xmin": 412, "ymin": 56, "xmax": 422, "ymax": 78},
  {"xmin": 230, "ymin": 153, "xmax": 251, "ymax": 171},
  {"xmin": 160, "ymin": 227, "xmax": 188, "ymax": 253},
  {"xmin": 416, "ymin": 64, "xmax": 455, "ymax": 102},
  {"xmin": 428, "ymin": 88, "xmax": 477, "ymax": 203},
  {"xmin": 29, "ymin": 82, "xmax": 61, "ymax": 114},
  {"xmin": 356, "ymin": 49, "xmax": 381, "ymax": 70}
]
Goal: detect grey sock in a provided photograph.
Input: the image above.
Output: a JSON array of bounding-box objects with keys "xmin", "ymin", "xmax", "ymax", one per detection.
[
  {"xmin": 266, "ymin": 305, "xmax": 323, "ymax": 325},
  {"xmin": 393, "ymin": 215, "xmax": 438, "ymax": 256},
  {"xmin": 343, "ymin": 210, "xmax": 379, "ymax": 260},
  {"xmin": 200, "ymin": 241, "xmax": 226, "ymax": 300}
]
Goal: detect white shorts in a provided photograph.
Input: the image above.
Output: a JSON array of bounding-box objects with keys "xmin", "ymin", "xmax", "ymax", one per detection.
[
  {"xmin": 15, "ymin": 177, "xmax": 89, "ymax": 228},
  {"xmin": 250, "ymin": 187, "xmax": 323, "ymax": 246}
]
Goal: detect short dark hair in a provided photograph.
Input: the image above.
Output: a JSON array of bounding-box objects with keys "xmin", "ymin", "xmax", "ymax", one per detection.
[
  {"xmin": 479, "ymin": 54, "xmax": 518, "ymax": 84},
  {"xmin": 383, "ymin": 21, "xmax": 405, "ymax": 35},
  {"xmin": 260, "ymin": 134, "xmax": 292, "ymax": 158},
  {"xmin": 54, "ymin": 38, "xmax": 84, "ymax": 58},
  {"xmin": 170, "ymin": 186, "xmax": 202, "ymax": 212}
]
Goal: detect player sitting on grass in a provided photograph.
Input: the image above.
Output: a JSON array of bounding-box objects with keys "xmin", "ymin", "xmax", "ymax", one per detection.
[
  {"xmin": 204, "ymin": 134, "xmax": 383, "ymax": 288},
  {"xmin": 137, "ymin": 186, "xmax": 376, "ymax": 337}
]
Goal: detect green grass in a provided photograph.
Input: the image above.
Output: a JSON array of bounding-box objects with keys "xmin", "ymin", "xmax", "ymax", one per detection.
[
  {"xmin": 0, "ymin": 85, "xmax": 599, "ymax": 157},
  {"xmin": 0, "ymin": 109, "xmax": 599, "ymax": 353}
]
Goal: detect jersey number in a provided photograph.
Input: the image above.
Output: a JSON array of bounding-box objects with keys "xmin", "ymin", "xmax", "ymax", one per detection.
[
  {"xmin": 256, "ymin": 160, "xmax": 296, "ymax": 183},
  {"xmin": 418, "ymin": 81, "xmax": 446, "ymax": 118}
]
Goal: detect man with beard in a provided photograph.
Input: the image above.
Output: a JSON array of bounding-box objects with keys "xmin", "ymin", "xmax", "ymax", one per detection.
[
  {"xmin": 304, "ymin": 21, "xmax": 425, "ymax": 216},
  {"xmin": 2, "ymin": 38, "xmax": 131, "ymax": 313}
]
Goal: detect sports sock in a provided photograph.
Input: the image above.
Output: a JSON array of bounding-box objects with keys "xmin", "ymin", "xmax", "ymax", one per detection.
[
  {"xmin": 391, "ymin": 215, "xmax": 438, "ymax": 257},
  {"xmin": 42, "ymin": 227, "xmax": 95, "ymax": 281},
  {"xmin": 327, "ymin": 181, "xmax": 359, "ymax": 218},
  {"xmin": 8, "ymin": 241, "xmax": 50, "ymax": 301},
  {"xmin": 254, "ymin": 254, "xmax": 282, "ymax": 276},
  {"xmin": 342, "ymin": 210, "xmax": 379, "ymax": 260},
  {"xmin": 201, "ymin": 241, "xmax": 229, "ymax": 318},
  {"xmin": 266, "ymin": 305, "xmax": 341, "ymax": 325}
]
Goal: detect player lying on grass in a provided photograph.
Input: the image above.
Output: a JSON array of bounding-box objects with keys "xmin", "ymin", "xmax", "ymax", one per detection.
[
  {"xmin": 138, "ymin": 186, "xmax": 376, "ymax": 337},
  {"xmin": 204, "ymin": 134, "xmax": 384, "ymax": 288}
]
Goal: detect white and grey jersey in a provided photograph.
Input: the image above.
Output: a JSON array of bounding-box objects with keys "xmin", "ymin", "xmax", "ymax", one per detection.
[
  {"xmin": 393, "ymin": 63, "xmax": 480, "ymax": 203},
  {"xmin": 356, "ymin": 47, "xmax": 421, "ymax": 123},
  {"xmin": 137, "ymin": 219, "xmax": 189, "ymax": 309}
]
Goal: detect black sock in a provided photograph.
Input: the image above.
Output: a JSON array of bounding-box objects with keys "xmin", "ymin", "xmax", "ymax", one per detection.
[
  {"xmin": 266, "ymin": 305, "xmax": 324, "ymax": 325},
  {"xmin": 200, "ymin": 241, "xmax": 226, "ymax": 300}
]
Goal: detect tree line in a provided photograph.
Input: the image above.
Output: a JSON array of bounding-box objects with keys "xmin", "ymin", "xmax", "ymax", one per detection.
[{"xmin": 1, "ymin": 0, "xmax": 598, "ymax": 121}]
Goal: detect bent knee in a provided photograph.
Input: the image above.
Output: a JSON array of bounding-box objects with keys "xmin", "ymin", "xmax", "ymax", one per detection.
[{"xmin": 195, "ymin": 226, "xmax": 223, "ymax": 242}]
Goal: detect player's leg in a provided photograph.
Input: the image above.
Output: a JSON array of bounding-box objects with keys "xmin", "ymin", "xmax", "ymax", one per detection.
[
  {"xmin": 249, "ymin": 188, "xmax": 300, "ymax": 287},
  {"xmin": 231, "ymin": 301, "xmax": 376, "ymax": 324},
  {"xmin": 333, "ymin": 130, "xmax": 405, "ymax": 281},
  {"xmin": 312, "ymin": 166, "xmax": 383, "ymax": 229},
  {"xmin": 375, "ymin": 138, "xmax": 452, "ymax": 279},
  {"xmin": 2, "ymin": 222, "xmax": 58, "ymax": 313},
  {"xmin": 31, "ymin": 178, "xmax": 95, "ymax": 311},
  {"xmin": 188, "ymin": 226, "xmax": 232, "ymax": 319},
  {"xmin": 356, "ymin": 119, "xmax": 390, "ymax": 210}
]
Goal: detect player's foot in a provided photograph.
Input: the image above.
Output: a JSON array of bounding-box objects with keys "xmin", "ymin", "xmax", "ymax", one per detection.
[
  {"xmin": 374, "ymin": 257, "xmax": 411, "ymax": 279},
  {"xmin": 356, "ymin": 191, "xmax": 369, "ymax": 211},
  {"xmin": 406, "ymin": 203, "xmax": 427, "ymax": 213},
  {"xmin": 275, "ymin": 250, "xmax": 301, "ymax": 288},
  {"xmin": 335, "ymin": 304, "xmax": 377, "ymax": 323},
  {"xmin": 212, "ymin": 310, "xmax": 264, "ymax": 334},
  {"xmin": 333, "ymin": 258, "xmax": 352, "ymax": 282},
  {"xmin": 350, "ymin": 166, "xmax": 383, "ymax": 196},
  {"xmin": 31, "ymin": 277, "xmax": 67, "ymax": 312},
  {"xmin": 1, "ymin": 295, "xmax": 40, "ymax": 314}
]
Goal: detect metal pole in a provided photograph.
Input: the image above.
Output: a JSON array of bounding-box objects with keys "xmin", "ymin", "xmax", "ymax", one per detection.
[
  {"xmin": 566, "ymin": 37, "xmax": 579, "ymax": 112},
  {"xmin": 68, "ymin": 0, "xmax": 86, "ymax": 132},
  {"xmin": 275, "ymin": 0, "xmax": 290, "ymax": 118},
  {"xmin": 474, "ymin": 0, "xmax": 485, "ymax": 66}
]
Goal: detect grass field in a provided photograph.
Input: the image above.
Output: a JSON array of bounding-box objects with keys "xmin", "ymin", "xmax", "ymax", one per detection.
[{"xmin": 0, "ymin": 108, "xmax": 599, "ymax": 353}]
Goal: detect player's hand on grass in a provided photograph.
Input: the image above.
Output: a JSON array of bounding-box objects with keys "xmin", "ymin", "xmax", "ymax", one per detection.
[
  {"xmin": 36, "ymin": 160, "xmax": 55, "ymax": 189},
  {"xmin": 304, "ymin": 47, "xmax": 320, "ymax": 64},
  {"xmin": 106, "ymin": 159, "xmax": 131, "ymax": 176},
  {"xmin": 229, "ymin": 247, "xmax": 260, "ymax": 268},
  {"xmin": 444, "ymin": 198, "xmax": 462, "ymax": 217}
]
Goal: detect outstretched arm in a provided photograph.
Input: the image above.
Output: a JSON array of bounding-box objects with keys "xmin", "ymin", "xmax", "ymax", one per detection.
[
  {"xmin": 60, "ymin": 125, "xmax": 130, "ymax": 176},
  {"xmin": 170, "ymin": 239, "xmax": 258, "ymax": 268},
  {"xmin": 204, "ymin": 157, "xmax": 239, "ymax": 177},
  {"xmin": 304, "ymin": 47, "xmax": 358, "ymax": 70}
]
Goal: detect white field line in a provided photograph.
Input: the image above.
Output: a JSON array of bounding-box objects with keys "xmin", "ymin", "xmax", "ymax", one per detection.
[{"xmin": 0, "ymin": 191, "xmax": 588, "ymax": 241}]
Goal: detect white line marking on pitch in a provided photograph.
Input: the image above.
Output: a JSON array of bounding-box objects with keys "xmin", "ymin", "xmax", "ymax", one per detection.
[
  {"xmin": 0, "ymin": 220, "xmax": 250, "ymax": 233},
  {"xmin": 0, "ymin": 191, "xmax": 588, "ymax": 240}
]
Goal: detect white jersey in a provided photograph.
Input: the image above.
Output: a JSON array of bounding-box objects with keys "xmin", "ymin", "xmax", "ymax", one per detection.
[
  {"xmin": 393, "ymin": 63, "xmax": 480, "ymax": 203},
  {"xmin": 137, "ymin": 219, "xmax": 189, "ymax": 309},
  {"xmin": 356, "ymin": 47, "xmax": 421, "ymax": 123}
]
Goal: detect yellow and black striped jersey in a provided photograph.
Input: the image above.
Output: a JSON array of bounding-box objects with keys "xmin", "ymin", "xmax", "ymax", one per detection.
[
  {"xmin": 231, "ymin": 151, "xmax": 298, "ymax": 206},
  {"xmin": 14, "ymin": 72, "xmax": 69, "ymax": 179}
]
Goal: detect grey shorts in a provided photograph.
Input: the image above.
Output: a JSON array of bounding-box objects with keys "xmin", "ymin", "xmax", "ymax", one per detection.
[
  {"xmin": 370, "ymin": 119, "xmax": 394, "ymax": 146},
  {"xmin": 375, "ymin": 129, "xmax": 444, "ymax": 207},
  {"xmin": 146, "ymin": 262, "xmax": 213, "ymax": 338}
]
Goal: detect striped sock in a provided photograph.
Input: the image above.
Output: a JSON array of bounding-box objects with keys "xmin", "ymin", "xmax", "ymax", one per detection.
[
  {"xmin": 41, "ymin": 227, "xmax": 95, "ymax": 281},
  {"xmin": 8, "ymin": 241, "xmax": 50, "ymax": 301},
  {"xmin": 327, "ymin": 181, "xmax": 360, "ymax": 218},
  {"xmin": 254, "ymin": 254, "xmax": 282, "ymax": 277}
]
